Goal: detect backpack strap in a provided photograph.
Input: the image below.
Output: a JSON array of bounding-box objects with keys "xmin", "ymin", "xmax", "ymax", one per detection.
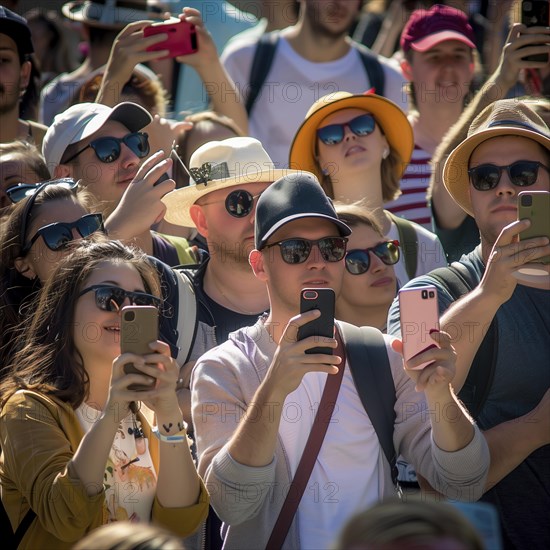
[
  {"xmin": 388, "ymin": 212, "xmax": 418, "ymax": 281},
  {"xmin": 339, "ymin": 322, "xmax": 398, "ymax": 486},
  {"xmin": 173, "ymin": 267, "xmax": 199, "ymax": 366},
  {"xmin": 355, "ymin": 45, "xmax": 385, "ymax": 96},
  {"xmin": 245, "ymin": 31, "xmax": 280, "ymax": 116},
  {"xmin": 426, "ymin": 263, "xmax": 499, "ymax": 420}
]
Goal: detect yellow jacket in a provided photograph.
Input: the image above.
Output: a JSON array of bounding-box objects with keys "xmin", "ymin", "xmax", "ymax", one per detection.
[{"xmin": 0, "ymin": 390, "xmax": 208, "ymax": 549}]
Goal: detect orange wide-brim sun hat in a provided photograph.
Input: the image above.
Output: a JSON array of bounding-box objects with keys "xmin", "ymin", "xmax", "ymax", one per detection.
[{"xmin": 289, "ymin": 91, "xmax": 414, "ymax": 182}]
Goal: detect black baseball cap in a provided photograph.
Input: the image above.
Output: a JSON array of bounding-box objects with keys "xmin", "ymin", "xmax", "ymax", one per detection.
[
  {"xmin": 255, "ymin": 172, "xmax": 352, "ymax": 250},
  {"xmin": 0, "ymin": 6, "xmax": 34, "ymax": 59}
]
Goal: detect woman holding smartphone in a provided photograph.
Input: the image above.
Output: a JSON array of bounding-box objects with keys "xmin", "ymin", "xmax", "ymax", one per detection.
[
  {"xmin": 0, "ymin": 240, "xmax": 208, "ymax": 549},
  {"xmin": 289, "ymin": 91, "xmax": 446, "ymax": 285}
]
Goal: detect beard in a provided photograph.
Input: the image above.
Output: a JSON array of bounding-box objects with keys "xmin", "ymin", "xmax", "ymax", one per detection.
[
  {"xmin": 0, "ymin": 83, "xmax": 22, "ymax": 116},
  {"xmin": 208, "ymin": 238, "xmax": 255, "ymax": 269}
]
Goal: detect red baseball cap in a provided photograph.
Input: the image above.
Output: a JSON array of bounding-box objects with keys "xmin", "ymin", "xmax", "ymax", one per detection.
[{"xmin": 400, "ymin": 4, "xmax": 476, "ymax": 53}]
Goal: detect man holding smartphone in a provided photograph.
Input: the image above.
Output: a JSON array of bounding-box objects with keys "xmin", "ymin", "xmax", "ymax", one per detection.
[
  {"xmin": 388, "ymin": 99, "xmax": 550, "ymax": 548},
  {"xmin": 190, "ymin": 171, "xmax": 489, "ymax": 549}
]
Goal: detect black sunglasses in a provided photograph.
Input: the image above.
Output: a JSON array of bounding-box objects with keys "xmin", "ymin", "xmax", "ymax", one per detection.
[
  {"xmin": 78, "ymin": 284, "xmax": 162, "ymax": 312},
  {"xmin": 18, "ymin": 179, "xmax": 79, "ymax": 252},
  {"xmin": 63, "ymin": 132, "xmax": 150, "ymax": 164},
  {"xmin": 468, "ymin": 161, "xmax": 549, "ymax": 191},
  {"xmin": 21, "ymin": 213, "xmax": 104, "ymax": 255},
  {"xmin": 345, "ymin": 240, "xmax": 400, "ymax": 275},
  {"xmin": 263, "ymin": 237, "xmax": 348, "ymax": 264},
  {"xmin": 201, "ymin": 189, "xmax": 262, "ymax": 218},
  {"xmin": 7, "ymin": 178, "xmax": 78, "ymax": 204},
  {"xmin": 316, "ymin": 114, "xmax": 376, "ymax": 145}
]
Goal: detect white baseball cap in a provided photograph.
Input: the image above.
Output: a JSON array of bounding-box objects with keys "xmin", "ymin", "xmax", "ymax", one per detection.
[{"xmin": 42, "ymin": 102, "xmax": 152, "ymax": 172}]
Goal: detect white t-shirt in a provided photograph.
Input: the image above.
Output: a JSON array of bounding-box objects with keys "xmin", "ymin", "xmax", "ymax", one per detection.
[
  {"xmin": 222, "ymin": 34, "xmax": 409, "ymax": 167},
  {"xmin": 279, "ymin": 363, "xmax": 381, "ymax": 550},
  {"xmin": 386, "ymin": 218, "xmax": 446, "ymax": 288}
]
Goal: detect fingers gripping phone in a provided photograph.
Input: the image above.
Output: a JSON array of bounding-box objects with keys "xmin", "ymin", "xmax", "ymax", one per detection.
[
  {"xmin": 518, "ymin": 190, "xmax": 550, "ymax": 264},
  {"xmin": 121, "ymin": 305, "xmax": 159, "ymax": 391},
  {"xmin": 521, "ymin": 0, "xmax": 550, "ymax": 62},
  {"xmin": 398, "ymin": 286, "xmax": 439, "ymax": 370},
  {"xmin": 297, "ymin": 288, "xmax": 335, "ymax": 355},
  {"xmin": 144, "ymin": 18, "xmax": 198, "ymax": 59}
]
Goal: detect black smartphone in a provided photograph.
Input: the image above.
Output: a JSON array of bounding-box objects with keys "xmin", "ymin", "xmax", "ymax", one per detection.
[
  {"xmin": 297, "ymin": 288, "xmax": 335, "ymax": 355},
  {"xmin": 121, "ymin": 305, "xmax": 159, "ymax": 391},
  {"xmin": 521, "ymin": 0, "xmax": 550, "ymax": 62}
]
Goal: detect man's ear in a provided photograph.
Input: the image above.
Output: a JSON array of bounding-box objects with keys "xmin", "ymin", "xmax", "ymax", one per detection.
[
  {"xmin": 249, "ymin": 249, "xmax": 268, "ymax": 282},
  {"xmin": 19, "ymin": 60, "xmax": 31, "ymax": 91},
  {"xmin": 400, "ymin": 58, "xmax": 413, "ymax": 82},
  {"xmin": 190, "ymin": 204, "xmax": 208, "ymax": 238},
  {"xmin": 14, "ymin": 256, "xmax": 37, "ymax": 280},
  {"xmin": 53, "ymin": 164, "xmax": 72, "ymax": 179}
]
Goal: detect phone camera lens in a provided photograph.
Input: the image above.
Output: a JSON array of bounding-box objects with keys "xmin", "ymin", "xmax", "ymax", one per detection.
[
  {"xmin": 421, "ymin": 290, "xmax": 428, "ymax": 299},
  {"xmin": 429, "ymin": 291, "xmax": 435, "ymax": 298},
  {"xmin": 521, "ymin": 195, "xmax": 532, "ymax": 207},
  {"xmin": 124, "ymin": 311, "xmax": 136, "ymax": 322},
  {"xmin": 304, "ymin": 290, "xmax": 318, "ymax": 300}
]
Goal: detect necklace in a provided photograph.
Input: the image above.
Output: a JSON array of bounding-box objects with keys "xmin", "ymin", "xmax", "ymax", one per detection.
[{"xmin": 210, "ymin": 275, "xmax": 265, "ymax": 316}]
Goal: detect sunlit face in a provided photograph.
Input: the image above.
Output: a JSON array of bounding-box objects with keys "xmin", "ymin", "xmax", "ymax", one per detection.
[
  {"xmin": 340, "ymin": 223, "xmax": 397, "ymax": 310},
  {"xmin": 404, "ymin": 40, "xmax": 474, "ymax": 106},
  {"xmin": 192, "ymin": 182, "xmax": 271, "ymax": 267},
  {"xmin": 259, "ymin": 218, "xmax": 345, "ymax": 315},
  {"xmin": 65, "ymin": 120, "xmax": 143, "ymax": 206},
  {"xmin": 73, "ymin": 261, "xmax": 147, "ymax": 372},
  {"xmin": 468, "ymin": 135, "xmax": 550, "ymax": 245},
  {"xmin": 316, "ymin": 108, "xmax": 389, "ymax": 186},
  {"xmin": 303, "ymin": 0, "xmax": 361, "ymax": 39},
  {"xmin": 0, "ymin": 152, "xmax": 44, "ymax": 209},
  {"xmin": 17, "ymin": 197, "xmax": 89, "ymax": 282}
]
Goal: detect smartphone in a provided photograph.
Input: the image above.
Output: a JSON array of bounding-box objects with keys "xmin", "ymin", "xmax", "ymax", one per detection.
[
  {"xmin": 521, "ymin": 0, "xmax": 550, "ymax": 62},
  {"xmin": 518, "ymin": 190, "xmax": 550, "ymax": 264},
  {"xmin": 144, "ymin": 18, "xmax": 198, "ymax": 59},
  {"xmin": 398, "ymin": 286, "xmax": 439, "ymax": 370},
  {"xmin": 297, "ymin": 288, "xmax": 335, "ymax": 355},
  {"xmin": 121, "ymin": 305, "xmax": 159, "ymax": 391}
]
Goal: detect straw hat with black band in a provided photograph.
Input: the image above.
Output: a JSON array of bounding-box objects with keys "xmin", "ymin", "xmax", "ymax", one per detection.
[
  {"xmin": 443, "ymin": 99, "xmax": 550, "ymax": 218},
  {"xmin": 62, "ymin": 0, "xmax": 162, "ymax": 29},
  {"xmin": 289, "ymin": 91, "xmax": 414, "ymax": 185}
]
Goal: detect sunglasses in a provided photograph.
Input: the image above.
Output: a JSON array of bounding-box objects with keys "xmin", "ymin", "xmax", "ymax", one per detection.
[
  {"xmin": 263, "ymin": 237, "xmax": 348, "ymax": 264},
  {"xmin": 201, "ymin": 189, "xmax": 262, "ymax": 218},
  {"xmin": 345, "ymin": 240, "xmax": 400, "ymax": 275},
  {"xmin": 63, "ymin": 132, "xmax": 150, "ymax": 164},
  {"xmin": 7, "ymin": 178, "xmax": 78, "ymax": 204},
  {"xmin": 316, "ymin": 114, "xmax": 376, "ymax": 145},
  {"xmin": 78, "ymin": 284, "xmax": 162, "ymax": 312},
  {"xmin": 21, "ymin": 213, "xmax": 104, "ymax": 254},
  {"xmin": 18, "ymin": 179, "xmax": 80, "ymax": 252},
  {"xmin": 468, "ymin": 161, "xmax": 549, "ymax": 191}
]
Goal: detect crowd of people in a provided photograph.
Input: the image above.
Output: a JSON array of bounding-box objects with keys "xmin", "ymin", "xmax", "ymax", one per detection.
[{"xmin": 0, "ymin": 1, "xmax": 548, "ymax": 549}]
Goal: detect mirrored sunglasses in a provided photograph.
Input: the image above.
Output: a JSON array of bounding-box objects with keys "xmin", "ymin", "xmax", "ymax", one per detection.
[
  {"xmin": 200, "ymin": 189, "xmax": 262, "ymax": 218},
  {"xmin": 77, "ymin": 284, "xmax": 162, "ymax": 312},
  {"xmin": 21, "ymin": 213, "xmax": 104, "ymax": 254},
  {"xmin": 345, "ymin": 240, "xmax": 400, "ymax": 275},
  {"xmin": 316, "ymin": 114, "xmax": 376, "ymax": 145},
  {"xmin": 263, "ymin": 237, "xmax": 348, "ymax": 264},
  {"xmin": 7, "ymin": 178, "xmax": 78, "ymax": 204},
  {"xmin": 63, "ymin": 132, "xmax": 150, "ymax": 164},
  {"xmin": 468, "ymin": 161, "xmax": 549, "ymax": 191}
]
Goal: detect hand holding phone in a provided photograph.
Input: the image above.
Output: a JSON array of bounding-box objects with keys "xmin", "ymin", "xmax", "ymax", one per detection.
[
  {"xmin": 399, "ymin": 286, "xmax": 439, "ymax": 370},
  {"xmin": 121, "ymin": 305, "xmax": 159, "ymax": 391},
  {"xmin": 144, "ymin": 18, "xmax": 198, "ymax": 59},
  {"xmin": 297, "ymin": 288, "xmax": 335, "ymax": 355}
]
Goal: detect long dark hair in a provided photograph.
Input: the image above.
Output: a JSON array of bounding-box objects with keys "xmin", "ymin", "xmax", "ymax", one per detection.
[
  {"xmin": 0, "ymin": 183, "xmax": 97, "ymax": 371},
  {"xmin": 0, "ymin": 240, "xmax": 161, "ymax": 409}
]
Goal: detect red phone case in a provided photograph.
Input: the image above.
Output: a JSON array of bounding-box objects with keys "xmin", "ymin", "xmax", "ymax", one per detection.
[
  {"xmin": 398, "ymin": 286, "xmax": 439, "ymax": 370},
  {"xmin": 144, "ymin": 19, "xmax": 198, "ymax": 59}
]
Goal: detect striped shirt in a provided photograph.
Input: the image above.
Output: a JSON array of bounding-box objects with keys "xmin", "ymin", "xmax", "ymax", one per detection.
[{"xmin": 385, "ymin": 145, "xmax": 432, "ymax": 229}]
